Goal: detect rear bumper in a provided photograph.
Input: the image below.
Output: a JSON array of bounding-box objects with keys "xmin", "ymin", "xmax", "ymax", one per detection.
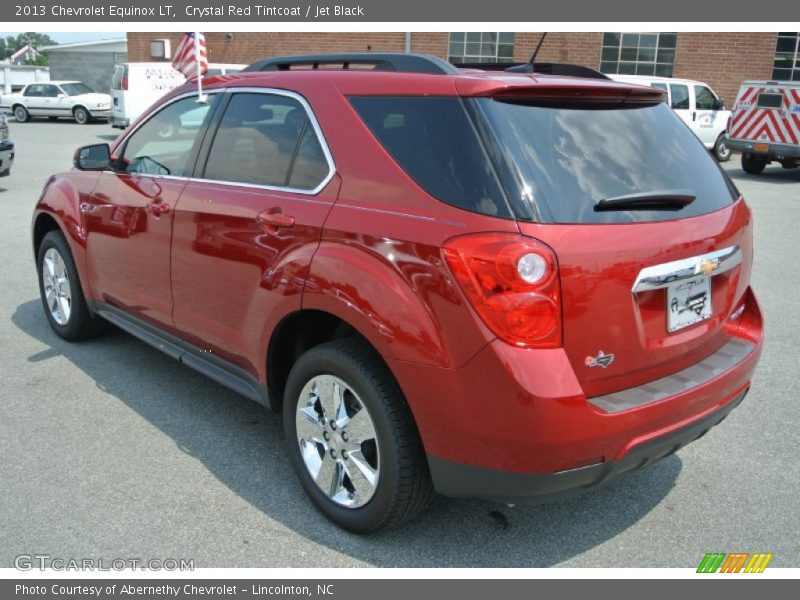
[
  {"xmin": 727, "ymin": 138, "xmax": 800, "ymax": 160},
  {"xmin": 389, "ymin": 288, "xmax": 763, "ymax": 502},
  {"xmin": 429, "ymin": 388, "xmax": 748, "ymax": 503}
]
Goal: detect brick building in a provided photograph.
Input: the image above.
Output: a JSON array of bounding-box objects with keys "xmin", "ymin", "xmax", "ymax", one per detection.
[{"xmin": 127, "ymin": 32, "xmax": 800, "ymax": 106}]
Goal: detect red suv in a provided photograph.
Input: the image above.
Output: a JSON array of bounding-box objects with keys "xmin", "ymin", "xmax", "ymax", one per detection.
[{"xmin": 32, "ymin": 54, "xmax": 763, "ymax": 533}]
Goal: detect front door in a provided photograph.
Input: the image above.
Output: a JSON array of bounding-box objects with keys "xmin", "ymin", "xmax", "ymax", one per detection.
[{"xmin": 84, "ymin": 93, "xmax": 220, "ymax": 329}]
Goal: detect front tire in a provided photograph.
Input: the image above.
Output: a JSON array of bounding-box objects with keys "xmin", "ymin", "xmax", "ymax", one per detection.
[
  {"xmin": 283, "ymin": 339, "xmax": 433, "ymax": 533},
  {"xmin": 713, "ymin": 134, "xmax": 731, "ymax": 162},
  {"xmin": 742, "ymin": 153, "xmax": 767, "ymax": 175},
  {"xmin": 73, "ymin": 106, "xmax": 90, "ymax": 125},
  {"xmin": 14, "ymin": 105, "xmax": 29, "ymax": 123},
  {"xmin": 37, "ymin": 230, "xmax": 99, "ymax": 341}
]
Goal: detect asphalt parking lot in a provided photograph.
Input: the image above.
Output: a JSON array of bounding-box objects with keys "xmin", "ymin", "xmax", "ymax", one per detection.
[{"xmin": 1, "ymin": 119, "xmax": 798, "ymax": 568}]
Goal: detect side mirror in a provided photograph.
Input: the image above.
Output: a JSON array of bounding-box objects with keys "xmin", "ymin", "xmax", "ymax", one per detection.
[
  {"xmin": 57, "ymin": 93, "xmax": 67, "ymax": 99},
  {"xmin": 712, "ymin": 98, "xmax": 725, "ymax": 111},
  {"xmin": 74, "ymin": 143, "xmax": 111, "ymax": 171}
]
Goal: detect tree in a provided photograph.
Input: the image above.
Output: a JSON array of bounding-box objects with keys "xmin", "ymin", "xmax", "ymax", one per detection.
[{"xmin": 2, "ymin": 33, "xmax": 57, "ymax": 65}]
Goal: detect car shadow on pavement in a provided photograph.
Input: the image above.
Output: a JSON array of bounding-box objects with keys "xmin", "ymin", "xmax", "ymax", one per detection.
[{"xmin": 12, "ymin": 299, "xmax": 681, "ymax": 567}]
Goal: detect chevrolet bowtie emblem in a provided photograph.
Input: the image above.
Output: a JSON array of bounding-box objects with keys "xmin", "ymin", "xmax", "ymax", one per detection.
[{"xmin": 698, "ymin": 258, "xmax": 719, "ymax": 275}]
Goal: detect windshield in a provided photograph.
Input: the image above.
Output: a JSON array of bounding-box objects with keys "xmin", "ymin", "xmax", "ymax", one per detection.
[
  {"xmin": 60, "ymin": 83, "xmax": 94, "ymax": 96},
  {"xmin": 475, "ymin": 99, "xmax": 738, "ymax": 224}
]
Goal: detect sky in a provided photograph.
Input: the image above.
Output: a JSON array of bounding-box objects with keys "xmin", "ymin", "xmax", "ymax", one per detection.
[{"xmin": 0, "ymin": 32, "xmax": 123, "ymax": 43}]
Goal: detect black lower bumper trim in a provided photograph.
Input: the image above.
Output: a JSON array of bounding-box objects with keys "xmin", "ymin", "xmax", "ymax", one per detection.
[
  {"xmin": 727, "ymin": 138, "xmax": 800, "ymax": 160},
  {"xmin": 428, "ymin": 389, "xmax": 748, "ymax": 504}
]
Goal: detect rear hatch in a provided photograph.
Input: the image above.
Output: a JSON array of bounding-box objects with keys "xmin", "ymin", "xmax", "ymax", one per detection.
[{"xmin": 472, "ymin": 87, "xmax": 752, "ymax": 396}]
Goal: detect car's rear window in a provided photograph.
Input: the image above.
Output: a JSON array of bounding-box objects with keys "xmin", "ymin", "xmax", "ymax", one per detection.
[
  {"xmin": 476, "ymin": 99, "xmax": 738, "ymax": 223},
  {"xmin": 351, "ymin": 95, "xmax": 737, "ymax": 224},
  {"xmin": 349, "ymin": 96, "xmax": 513, "ymax": 219}
]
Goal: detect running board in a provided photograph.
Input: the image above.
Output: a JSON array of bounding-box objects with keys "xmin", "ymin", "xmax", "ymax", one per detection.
[{"xmin": 94, "ymin": 304, "xmax": 269, "ymax": 407}]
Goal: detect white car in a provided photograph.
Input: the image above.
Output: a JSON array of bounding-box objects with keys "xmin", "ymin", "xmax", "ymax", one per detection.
[
  {"xmin": 0, "ymin": 81, "xmax": 112, "ymax": 125},
  {"xmin": 610, "ymin": 75, "xmax": 732, "ymax": 162}
]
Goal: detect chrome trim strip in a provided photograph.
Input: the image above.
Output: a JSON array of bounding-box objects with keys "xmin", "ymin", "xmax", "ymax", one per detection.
[
  {"xmin": 631, "ymin": 245, "xmax": 742, "ymax": 293},
  {"xmin": 588, "ymin": 337, "xmax": 756, "ymax": 414},
  {"xmin": 191, "ymin": 86, "xmax": 335, "ymax": 196}
]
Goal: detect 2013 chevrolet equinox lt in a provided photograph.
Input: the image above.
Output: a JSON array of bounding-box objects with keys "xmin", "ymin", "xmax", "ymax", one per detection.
[{"xmin": 32, "ymin": 54, "xmax": 763, "ymax": 533}]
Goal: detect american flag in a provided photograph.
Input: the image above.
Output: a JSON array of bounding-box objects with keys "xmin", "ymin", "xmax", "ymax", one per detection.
[{"xmin": 172, "ymin": 32, "xmax": 208, "ymax": 80}]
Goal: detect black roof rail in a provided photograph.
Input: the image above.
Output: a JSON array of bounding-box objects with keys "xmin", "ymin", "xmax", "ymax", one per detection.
[
  {"xmin": 243, "ymin": 53, "xmax": 460, "ymax": 75},
  {"xmin": 455, "ymin": 61, "xmax": 609, "ymax": 80},
  {"xmin": 507, "ymin": 62, "xmax": 610, "ymax": 80}
]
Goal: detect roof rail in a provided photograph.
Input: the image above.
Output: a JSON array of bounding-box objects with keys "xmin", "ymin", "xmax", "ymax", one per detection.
[
  {"xmin": 243, "ymin": 53, "xmax": 460, "ymax": 75},
  {"xmin": 508, "ymin": 62, "xmax": 610, "ymax": 80}
]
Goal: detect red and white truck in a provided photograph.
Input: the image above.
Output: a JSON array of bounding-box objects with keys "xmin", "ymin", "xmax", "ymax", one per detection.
[{"xmin": 727, "ymin": 80, "xmax": 800, "ymax": 174}]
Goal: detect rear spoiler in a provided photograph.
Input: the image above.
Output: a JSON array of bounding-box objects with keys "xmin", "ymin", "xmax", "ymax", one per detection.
[{"xmin": 457, "ymin": 62, "xmax": 610, "ymax": 80}]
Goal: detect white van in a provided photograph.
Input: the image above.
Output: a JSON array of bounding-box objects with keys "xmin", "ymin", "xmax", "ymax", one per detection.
[
  {"xmin": 610, "ymin": 75, "xmax": 732, "ymax": 162},
  {"xmin": 109, "ymin": 62, "xmax": 246, "ymax": 129}
]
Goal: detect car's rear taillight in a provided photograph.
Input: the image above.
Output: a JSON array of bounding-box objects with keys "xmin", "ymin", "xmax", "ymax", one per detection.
[
  {"xmin": 121, "ymin": 75, "xmax": 128, "ymax": 90},
  {"xmin": 443, "ymin": 233, "xmax": 562, "ymax": 349}
]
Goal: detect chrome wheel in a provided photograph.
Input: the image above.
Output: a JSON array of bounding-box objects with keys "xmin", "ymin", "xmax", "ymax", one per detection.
[
  {"xmin": 74, "ymin": 108, "xmax": 89, "ymax": 125},
  {"xmin": 42, "ymin": 248, "xmax": 72, "ymax": 326},
  {"xmin": 295, "ymin": 374, "xmax": 380, "ymax": 508}
]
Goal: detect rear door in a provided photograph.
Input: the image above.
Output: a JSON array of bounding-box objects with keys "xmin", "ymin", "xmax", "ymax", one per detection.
[
  {"xmin": 170, "ymin": 89, "xmax": 338, "ymax": 375},
  {"xmin": 110, "ymin": 64, "xmax": 127, "ymax": 123},
  {"xmin": 22, "ymin": 84, "xmax": 46, "ymax": 115}
]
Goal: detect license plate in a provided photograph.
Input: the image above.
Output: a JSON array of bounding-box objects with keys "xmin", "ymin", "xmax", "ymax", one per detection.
[
  {"xmin": 667, "ymin": 276, "xmax": 712, "ymax": 333},
  {"xmin": 754, "ymin": 142, "xmax": 769, "ymax": 152}
]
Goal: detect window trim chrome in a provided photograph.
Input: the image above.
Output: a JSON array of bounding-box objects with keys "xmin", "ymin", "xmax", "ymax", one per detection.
[
  {"xmin": 189, "ymin": 86, "xmax": 336, "ymax": 196},
  {"xmin": 631, "ymin": 245, "xmax": 742, "ymax": 293},
  {"xmin": 109, "ymin": 88, "xmax": 226, "ymax": 183}
]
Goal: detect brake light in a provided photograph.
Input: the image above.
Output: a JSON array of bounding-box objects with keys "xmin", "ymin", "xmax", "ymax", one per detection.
[
  {"xmin": 443, "ymin": 233, "xmax": 562, "ymax": 349},
  {"xmin": 121, "ymin": 75, "xmax": 128, "ymax": 90}
]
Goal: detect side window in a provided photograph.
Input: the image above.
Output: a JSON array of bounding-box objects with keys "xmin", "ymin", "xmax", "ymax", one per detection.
[
  {"xmin": 24, "ymin": 85, "xmax": 42, "ymax": 97},
  {"xmin": 288, "ymin": 124, "xmax": 329, "ymax": 190},
  {"xmin": 694, "ymin": 85, "xmax": 717, "ymax": 110},
  {"xmin": 670, "ymin": 84, "xmax": 690, "ymax": 109},
  {"xmin": 203, "ymin": 92, "xmax": 326, "ymax": 189},
  {"xmin": 120, "ymin": 95, "xmax": 218, "ymax": 177},
  {"xmin": 43, "ymin": 85, "xmax": 61, "ymax": 98}
]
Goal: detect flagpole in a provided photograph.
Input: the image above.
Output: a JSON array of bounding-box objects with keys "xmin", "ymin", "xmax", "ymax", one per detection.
[{"xmin": 194, "ymin": 32, "xmax": 206, "ymax": 103}]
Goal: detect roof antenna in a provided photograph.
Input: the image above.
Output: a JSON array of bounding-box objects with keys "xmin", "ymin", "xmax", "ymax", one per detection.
[
  {"xmin": 529, "ymin": 32, "xmax": 548, "ymax": 66},
  {"xmin": 506, "ymin": 33, "xmax": 547, "ymax": 73}
]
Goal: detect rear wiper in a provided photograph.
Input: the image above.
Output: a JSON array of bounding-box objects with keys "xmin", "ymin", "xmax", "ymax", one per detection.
[{"xmin": 594, "ymin": 190, "xmax": 696, "ymax": 212}]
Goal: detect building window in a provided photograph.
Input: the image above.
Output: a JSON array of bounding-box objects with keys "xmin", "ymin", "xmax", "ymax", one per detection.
[
  {"xmin": 600, "ymin": 32, "xmax": 677, "ymax": 77},
  {"xmin": 448, "ymin": 33, "xmax": 515, "ymax": 64},
  {"xmin": 773, "ymin": 32, "xmax": 800, "ymax": 81}
]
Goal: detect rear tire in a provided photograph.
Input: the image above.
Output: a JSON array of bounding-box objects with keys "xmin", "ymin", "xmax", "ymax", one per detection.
[
  {"xmin": 37, "ymin": 230, "xmax": 100, "ymax": 341},
  {"xmin": 713, "ymin": 134, "xmax": 731, "ymax": 162},
  {"xmin": 780, "ymin": 160, "xmax": 798, "ymax": 169},
  {"xmin": 742, "ymin": 153, "xmax": 767, "ymax": 175},
  {"xmin": 283, "ymin": 339, "xmax": 433, "ymax": 533},
  {"xmin": 14, "ymin": 105, "xmax": 29, "ymax": 123},
  {"xmin": 73, "ymin": 106, "xmax": 90, "ymax": 125}
]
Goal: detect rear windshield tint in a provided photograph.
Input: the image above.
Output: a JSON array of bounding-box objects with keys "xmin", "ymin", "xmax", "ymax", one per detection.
[
  {"xmin": 475, "ymin": 99, "xmax": 738, "ymax": 224},
  {"xmin": 349, "ymin": 96, "xmax": 513, "ymax": 219},
  {"xmin": 756, "ymin": 93, "xmax": 783, "ymax": 108},
  {"xmin": 351, "ymin": 96, "xmax": 737, "ymax": 224}
]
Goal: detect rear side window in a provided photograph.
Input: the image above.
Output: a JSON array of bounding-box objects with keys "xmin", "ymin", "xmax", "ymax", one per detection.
[
  {"xmin": 476, "ymin": 99, "xmax": 738, "ymax": 224},
  {"xmin": 24, "ymin": 85, "xmax": 42, "ymax": 97},
  {"xmin": 350, "ymin": 96, "xmax": 512, "ymax": 219},
  {"xmin": 670, "ymin": 84, "xmax": 690, "ymax": 109},
  {"xmin": 203, "ymin": 92, "xmax": 329, "ymax": 190}
]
